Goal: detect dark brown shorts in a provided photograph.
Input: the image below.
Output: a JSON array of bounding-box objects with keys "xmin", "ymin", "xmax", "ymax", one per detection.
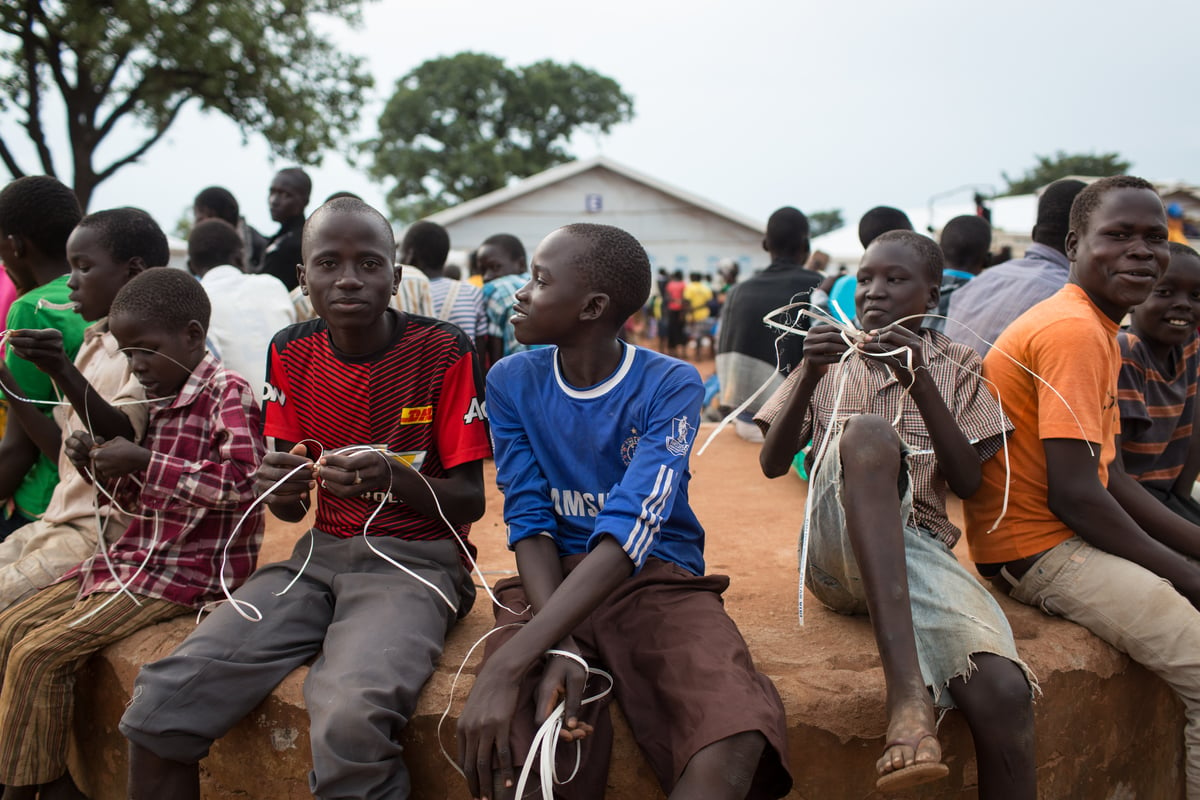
[{"xmin": 485, "ymin": 555, "xmax": 792, "ymax": 799}]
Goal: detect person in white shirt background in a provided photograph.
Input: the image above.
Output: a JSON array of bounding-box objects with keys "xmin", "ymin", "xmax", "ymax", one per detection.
[{"xmin": 187, "ymin": 219, "xmax": 296, "ymax": 404}]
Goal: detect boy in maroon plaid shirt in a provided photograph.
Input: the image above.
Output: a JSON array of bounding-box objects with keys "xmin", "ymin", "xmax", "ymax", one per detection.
[{"xmin": 0, "ymin": 268, "xmax": 264, "ymax": 799}]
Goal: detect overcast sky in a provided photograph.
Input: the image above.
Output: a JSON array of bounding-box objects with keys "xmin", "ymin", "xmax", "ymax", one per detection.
[{"xmin": 9, "ymin": 0, "xmax": 1199, "ymax": 244}]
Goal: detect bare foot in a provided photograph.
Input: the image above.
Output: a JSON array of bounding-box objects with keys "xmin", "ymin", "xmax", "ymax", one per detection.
[{"xmin": 874, "ymin": 696, "xmax": 948, "ymax": 792}]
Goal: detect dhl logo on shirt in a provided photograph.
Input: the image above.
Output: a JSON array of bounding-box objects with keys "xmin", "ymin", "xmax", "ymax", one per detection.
[{"xmin": 401, "ymin": 406, "xmax": 433, "ymax": 425}]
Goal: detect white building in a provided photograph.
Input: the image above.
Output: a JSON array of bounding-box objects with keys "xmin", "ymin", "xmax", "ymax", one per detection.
[{"xmin": 423, "ymin": 156, "xmax": 764, "ymax": 277}]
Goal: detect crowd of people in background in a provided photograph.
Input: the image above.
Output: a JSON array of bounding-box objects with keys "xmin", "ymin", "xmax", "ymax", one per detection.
[{"xmin": 0, "ymin": 167, "xmax": 1195, "ymax": 800}]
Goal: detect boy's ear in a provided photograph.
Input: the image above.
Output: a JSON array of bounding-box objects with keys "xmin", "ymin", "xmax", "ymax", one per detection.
[
  {"xmin": 295, "ymin": 262, "xmax": 307, "ymax": 295},
  {"xmin": 1064, "ymin": 230, "xmax": 1079, "ymax": 263},
  {"xmin": 185, "ymin": 319, "xmax": 207, "ymax": 352},
  {"xmin": 126, "ymin": 257, "xmax": 147, "ymax": 279},
  {"xmin": 762, "ymin": 237, "xmax": 769, "ymax": 253},
  {"xmin": 579, "ymin": 292, "xmax": 611, "ymax": 323},
  {"xmin": 392, "ymin": 264, "xmax": 402, "ymax": 295},
  {"xmin": 926, "ymin": 282, "xmax": 941, "ymax": 311}
]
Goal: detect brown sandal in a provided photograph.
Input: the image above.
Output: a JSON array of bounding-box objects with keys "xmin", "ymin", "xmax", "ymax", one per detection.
[{"xmin": 874, "ymin": 735, "xmax": 950, "ymax": 793}]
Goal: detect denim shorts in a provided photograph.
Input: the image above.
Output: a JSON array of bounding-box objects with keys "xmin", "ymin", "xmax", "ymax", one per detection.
[{"xmin": 804, "ymin": 423, "xmax": 1032, "ymax": 708}]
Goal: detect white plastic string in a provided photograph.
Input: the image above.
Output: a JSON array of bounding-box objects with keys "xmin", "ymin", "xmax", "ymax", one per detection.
[
  {"xmin": 434, "ymin": 621, "xmax": 614, "ymax": 800},
  {"xmin": 700, "ymin": 299, "xmax": 1099, "ymax": 622},
  {"xmin": 342, "ymin": 445, "xmax": 462, "ymax": 613},
  {"xmin": 329, "ymin": 444, "xmax": 529, "ymax": 617},
  {"xmin": 195, "ymin": 458, "xmax": 318, "ymax": 622},
  {"xmin": 4, "ymin": 328, "xmax": 523, "ymax": 623},
  {"xmin": 513, "ymin": 653, "xmax": 613, "ymax": 800},
  {"xmin": 200, "ymin": 441, "xmax": 529, "ymax": 622},
  {"xmin": 3, "ymin": 335, "xmax": 227, "ymax": 619},
  {"xmin": 436, "ymin": 622, "xmax": 524, "ymax": 777},
  {"xmin": 0, "ymin": 335, "xmax": 179, "ymax": 409},
  {"xmin": 67, "ymin": 509, "xmax": 161, "ymax": 627},
  {"xmin": 696, "ymin": 293, "xmax": 833, "ymax": 457},
  {"xmin": 34, "ymin": 299, "xmax": 78, "ymax": 312}
]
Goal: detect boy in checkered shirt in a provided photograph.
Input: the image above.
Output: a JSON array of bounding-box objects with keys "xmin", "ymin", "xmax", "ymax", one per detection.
[{"xmin": 0, "ymin": 267, "xmax": 263, "ymax": 798}]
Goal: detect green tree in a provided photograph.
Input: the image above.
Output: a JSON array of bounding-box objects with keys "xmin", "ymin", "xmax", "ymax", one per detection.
[
  {"xmin": 1002, "ymin": 150, "xmax": 1132, "ymax": 195},
  {"xmin": 366, "ymin": 52, "xmax": 634, "ymax": 221},
  {"xmin": 0, "ymin": 0, "xmax": 374, "ymax": 209},
  {"xmin": 808, "ymin": 209, "xmax": 844, "ymax": 238}
]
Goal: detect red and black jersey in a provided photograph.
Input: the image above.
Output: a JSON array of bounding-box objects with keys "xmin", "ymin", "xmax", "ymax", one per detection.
[{"xmin": 263, "ymin": 310, "xmax": 491, "ymax": 543}]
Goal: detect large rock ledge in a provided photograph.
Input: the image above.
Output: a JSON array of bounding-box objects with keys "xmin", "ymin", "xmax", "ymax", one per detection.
[{"xmin": 71, "ymin": 428, "xmax": 1185, "ymax": 799}]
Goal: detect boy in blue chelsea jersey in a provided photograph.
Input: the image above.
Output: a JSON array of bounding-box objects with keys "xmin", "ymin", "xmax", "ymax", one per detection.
[{"xmin": 457, "ymin": 224, "xmax": 792, "ymax": 800}]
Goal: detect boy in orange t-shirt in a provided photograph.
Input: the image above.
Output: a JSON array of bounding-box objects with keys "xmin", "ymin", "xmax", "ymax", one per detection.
[{"xmin": 964, "ymin": 176, "xmax": 1200, "ymax": 799}]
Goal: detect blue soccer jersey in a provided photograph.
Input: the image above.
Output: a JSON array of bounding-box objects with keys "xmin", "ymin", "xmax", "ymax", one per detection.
[{"xmin": 487, "ymin": 342, "xmax": 707, "ymax": 575}]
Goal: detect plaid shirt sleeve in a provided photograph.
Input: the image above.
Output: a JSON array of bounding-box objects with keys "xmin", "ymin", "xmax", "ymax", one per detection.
[
  {"xmin": 138, "ymin": 371, "xmax": 263, "ymax": 520},
  {"xmin": 753, "ymin": 367, "xmax": 816, "ymax": 449}
]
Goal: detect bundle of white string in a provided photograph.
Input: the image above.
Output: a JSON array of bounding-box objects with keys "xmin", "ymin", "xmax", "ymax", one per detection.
[
  {"xmin": 204, "ymin": 441, "xmax": 529, "ymax": 622},
  {"xmin": 696, "ymin": 300, "xmax": 1095, "ymax": 623},
  {"xmin": 435, "ymin": 624, "xmax": 614, "ymax": 800}
]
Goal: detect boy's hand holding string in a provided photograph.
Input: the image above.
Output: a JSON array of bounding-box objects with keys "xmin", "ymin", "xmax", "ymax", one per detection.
[
  {"xmin": 761, "ymin": 321, "xmax": 982, "ymax": 499},
  {"xmin": 458, "ymin": 535, "xmax": 629, "ymax": 800},
  {"xmin": 254, "ymin": 444, "xmax": 317, "ymax": 522},
  {"xmin": 63, "ymin": 431, "xmax": 150, "ymax": 499},
  {"xmin": 4, "ymin": 328, "xmax": 136, "ymax": 451},
  {"xmin": 858, "ymin": 323, "xmax": 983, "ymax": 498}
]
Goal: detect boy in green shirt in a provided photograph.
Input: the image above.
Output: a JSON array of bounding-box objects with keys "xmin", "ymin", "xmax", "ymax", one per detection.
[{"xmin": 0, "ymin": 177, "xmax": 87, "ymax": 537}]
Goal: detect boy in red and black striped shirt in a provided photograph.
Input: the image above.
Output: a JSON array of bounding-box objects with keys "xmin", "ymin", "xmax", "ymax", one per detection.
[{"xmin": 122, "ymin": 198, "xmax": 491, "ymax": 798}]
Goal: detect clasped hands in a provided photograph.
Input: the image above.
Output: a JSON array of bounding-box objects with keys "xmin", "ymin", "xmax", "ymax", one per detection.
[
  {"xmin": 803, "ymin": 322, "xmax": 927, "ymax": 385},
  {"xmin": 253, "ymin": 443, "xmax": 395, "ymax": 503}
]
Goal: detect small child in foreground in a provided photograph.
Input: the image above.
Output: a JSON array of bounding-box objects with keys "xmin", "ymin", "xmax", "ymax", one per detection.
[
  {"xmin": 0, "ymin": 267, "xmax": 264, "ymax": 799},
  {"xmin": 755, "ymin": 231, "xmax": 1035, "ymax": 797},
  {"xmin": 1116, "ymin": 241, "xmax": 1200, "ymax": 524},
  {"xmin": 458, "ymin": 223, "xmax": 791, "ymax": 800}
]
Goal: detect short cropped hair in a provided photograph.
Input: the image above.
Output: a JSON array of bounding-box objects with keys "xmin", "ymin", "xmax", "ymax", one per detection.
[
  {"xmin": 110, "ymin": 266, "xmax": 211, "ymax": 332},
  {"xmin": 193, "ymin": 186, "xmax": 240, "ymax": 226},
  {"xmin": 938, "ymin": 215, "xmax": 992, "ymax": 270},
  {"xmin": 481, "ymin": 233, "xmax": 526, "ymax": 265},
  {"xmin": 1031, "ymin": 179, "xmax": 1087, "ymax": 250},
  {"xmin": 1069, "ymin": 176, "xmax": 1160, "ymax": 236},
  {"xmin": 275, "ymin": 167, "xmax": 313, "ymax": 201},
  {"xmin": 76, "ymin": 207, "xmax": 170, "ymax": 267},
  {"xmin": 188, "ymin": 219, "xmax": 243, "ymax": 272},
  {"xmin": 0, "ymin": 176, "xmax": 82, "ymax": 259},
  {"xmin": 858, "ymin": 206, "xmax": 913, "ymax": 248},
  {"xmin": 559, "ymin": 223, "xmax": 651, "ymax": 323},
  {"xmin": 872, "ymin": 229, "xmax": 944, "ymax": 285},
  {"xmin": 401, "ymin": 221, "xmax": 450, "ymax": 269},
  {"xmin": 1169, "ymin": 241, "xmax": 1200, "ymax": 262},
  {"xmin": 302, "ymin": 197, "xmax": 395, "ymax": 261},
  {"xmin": 765, "ymin": 207, "xmax": 810, "ymax": 255}
]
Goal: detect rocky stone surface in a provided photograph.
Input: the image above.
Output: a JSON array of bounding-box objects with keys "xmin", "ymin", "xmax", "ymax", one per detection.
[{"xmin": 73, "ymin": 425, "xmax": 1185, "ymax": 799}]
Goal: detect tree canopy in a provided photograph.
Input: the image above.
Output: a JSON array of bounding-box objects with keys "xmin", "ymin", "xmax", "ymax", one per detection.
[
  {"xmin": 1002, "ymin": 150, "xmax": 1132, "ymax": 196},
  {"xmin": 0, "ymin": 0, "xmax": 373, "ymax": 209},
  {"xmin": 808, "ymin": 209, "xmax": 844, "ymax": 238},
  {"xmin": 366, "ymin": 52, "xmax": 634, "ymax": 221}
]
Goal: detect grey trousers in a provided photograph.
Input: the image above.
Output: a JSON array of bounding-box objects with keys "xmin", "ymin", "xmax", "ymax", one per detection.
[{"xmin": 121, "ymin": 531, "xmax": 473, "ymax": 800}]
